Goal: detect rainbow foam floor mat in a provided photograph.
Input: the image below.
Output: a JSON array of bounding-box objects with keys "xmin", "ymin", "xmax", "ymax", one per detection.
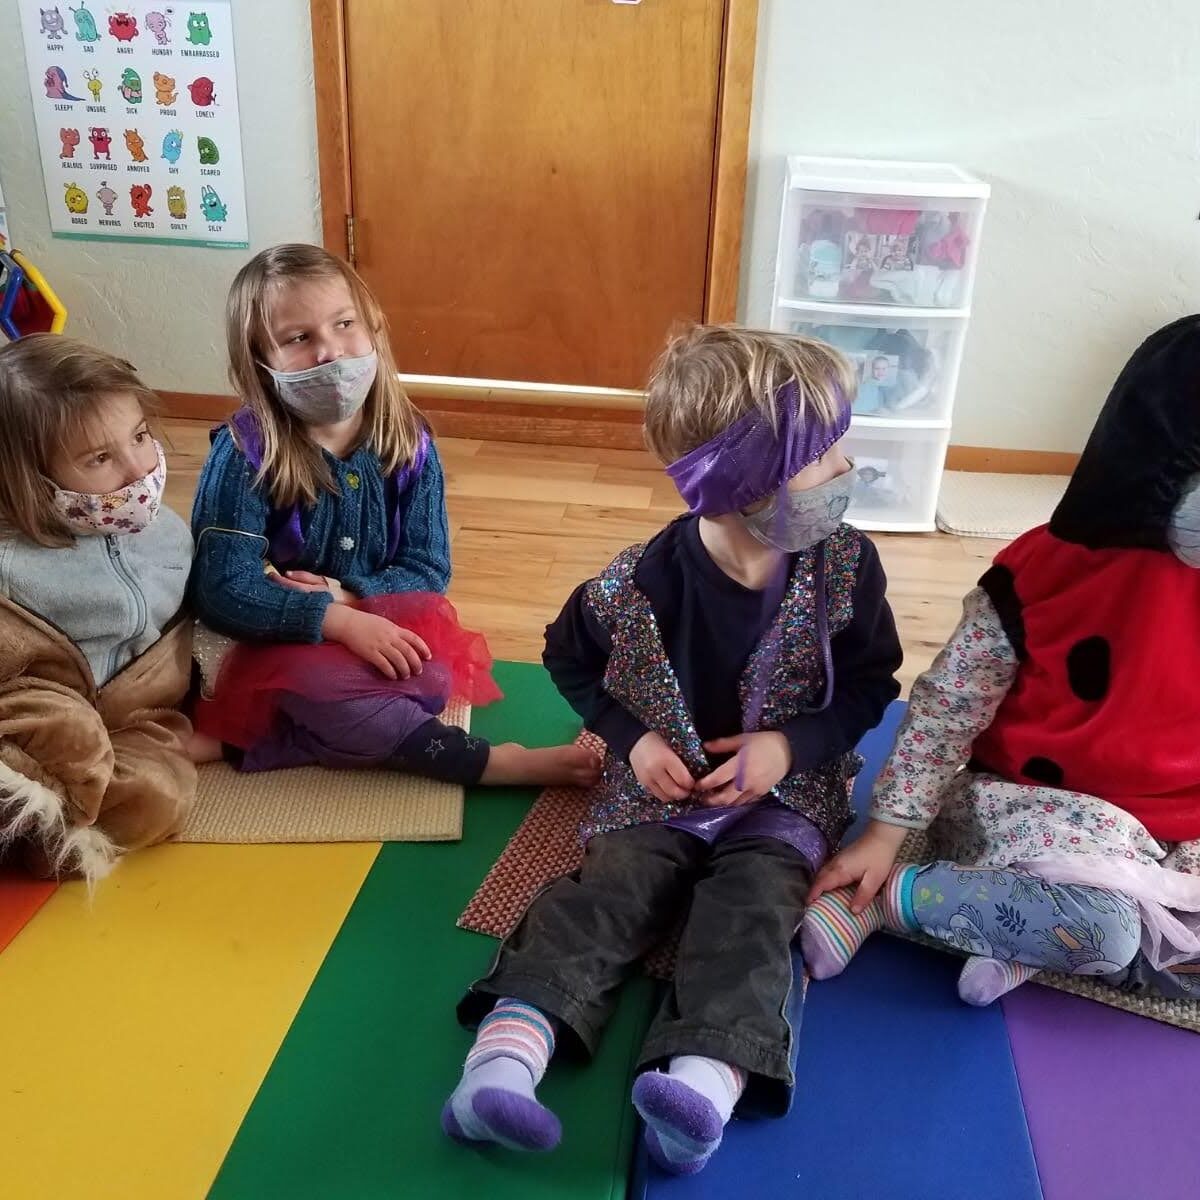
[{"xmin": 1, "ymin": 671, "xmax": 1197, "ymax": 1200}]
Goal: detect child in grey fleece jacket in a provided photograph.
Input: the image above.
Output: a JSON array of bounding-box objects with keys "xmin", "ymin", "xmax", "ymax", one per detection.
[{"xmin": 0, "ymin": 335, "xmax": 199, "ymax": 881}]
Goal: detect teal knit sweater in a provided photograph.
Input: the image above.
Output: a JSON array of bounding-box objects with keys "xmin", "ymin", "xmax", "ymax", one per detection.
[{"xmin": 189, "ymin": 426, "xmax": 450, "ymax": 642}]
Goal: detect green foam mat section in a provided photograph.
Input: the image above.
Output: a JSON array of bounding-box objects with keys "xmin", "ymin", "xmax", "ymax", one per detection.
[{"xmin": 208, "ymin": 661, "xmax": 653, "ymax": 1200}]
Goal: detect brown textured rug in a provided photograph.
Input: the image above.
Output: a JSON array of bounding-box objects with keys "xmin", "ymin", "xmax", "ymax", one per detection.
[
  {"xmin": 458, "ymin": 732, "xmax": 1200, "ymax": 1030},
  {"xmin": 181, "ymin": 701, "xmax": 470, "ymax": 845}
]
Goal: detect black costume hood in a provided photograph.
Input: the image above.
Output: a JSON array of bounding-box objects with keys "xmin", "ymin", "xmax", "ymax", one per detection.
[{"xmin": 1050, "ymin": 315, "xmax": 1200, "ymax": 549}]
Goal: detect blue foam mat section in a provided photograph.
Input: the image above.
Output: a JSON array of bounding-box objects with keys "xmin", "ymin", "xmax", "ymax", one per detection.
[
  {"xmin": 632, "ymin": 701, "xmax": 1043, "ymax": 1200},
  {"xmin": 633, "ymin": 937, "xmax": 1042, "ymax": 1200},
  {"xmin": 847, "ymin": 698, "xmax": 905, "ymax": 831}
]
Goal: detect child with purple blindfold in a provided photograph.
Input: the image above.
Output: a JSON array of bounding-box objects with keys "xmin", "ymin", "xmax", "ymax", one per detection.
[{"xmin": 442, "ymin": 325, "xmax": 902, "ymax": 1174}]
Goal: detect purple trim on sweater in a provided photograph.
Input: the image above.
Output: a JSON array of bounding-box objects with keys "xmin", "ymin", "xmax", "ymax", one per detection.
[{"xmin": 224, "ymin": 408, "xmax": 430, "ymax": 567}]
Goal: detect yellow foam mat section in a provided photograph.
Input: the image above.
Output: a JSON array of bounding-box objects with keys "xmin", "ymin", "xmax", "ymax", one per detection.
[{"xmin": 0, "ymin": 841, "xmax": 379, "ymax": 1200}]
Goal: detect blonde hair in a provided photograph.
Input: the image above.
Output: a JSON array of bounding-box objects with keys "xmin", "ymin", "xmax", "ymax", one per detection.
[
  {"xmin": 225, "ymin": 243, "xmax": 425, "ymax": 509},
  {"xmin": 0, "ymin": 334, "xmax": 159, "ymax": 548},
  {"xmin": 643, "ymin": 324, "xmax": 855, "ymax": 465}
]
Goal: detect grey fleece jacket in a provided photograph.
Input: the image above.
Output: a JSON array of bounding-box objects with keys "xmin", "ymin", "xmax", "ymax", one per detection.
[{"xmin": 0, "ymin": 507, "xmax": 193, "ymax": 686}]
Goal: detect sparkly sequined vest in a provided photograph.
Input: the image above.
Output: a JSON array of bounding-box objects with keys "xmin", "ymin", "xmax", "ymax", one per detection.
[{"xmin": 580, "ymin": 525, "xmax": 863, "ymax": 846}]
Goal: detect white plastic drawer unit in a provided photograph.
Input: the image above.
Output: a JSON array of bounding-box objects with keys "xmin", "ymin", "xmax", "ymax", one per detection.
[
  {"xmin": 781, "ymin": 301, "xmax": 967, "ymax": 423},
  {"xmin": 775, "ymin": 157, "xmax": 989, "ymax": 312},
  {"xmin": 841, "ymin": 423, "xmax": 950, "ymax": 533}
]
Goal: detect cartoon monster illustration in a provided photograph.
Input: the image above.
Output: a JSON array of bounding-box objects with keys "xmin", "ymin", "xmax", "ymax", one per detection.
[
  {"xmin": 44, "ymin": 67, "xmax": 83, "ymax": 101},
  {"xmin": 197, "ymin": 135, "xmax": 218, "ymax": 165},
  {"xmin": 186, "ymin": 11, "xmax": 212, "ymax": 45},
  {"xmin": 108, "ymin": 12, "xmax": 138, "ymax": 41},
  {"xmin": 161, "ymin": 128, "xmax": 183, "ymax": 164},
  {"xmin": 153, "ymin": 72, "xmax": 177, "ymax": 105},
  {"xmin": 83, "ymin": 68, "xmax": 102, "ymax": 102},
  {"xmin": 118, "ymin": 67, "xmax": 142, "ymax": 104},
  {"xmin": 96, "ymin": 184, "xmax": 118, "ymax": 216},
  {"xmin": 167, "ymin": 186, "xmax": 187, "ymax": 219},
  {"xmin": 71, "ymin": 3, "xmax": 99, "ymax": 42},
  {"xmin": 199, "ymin": 184, "xmax": 226, "ymax": 222},
  {"xmin": 187, "ymin": 76, "xmax": 215, "ymax": 107},
  {"xmin": 63, "ymin": 182, "xmax": 88, "ymax": 214},
  {"xmin": 129, "ymin": 184, "xmax": 154, "ymax": 218},
  {"xmin": 40, "ymin": 7, "xmax": 66, "ymax": 38},
  {"xmin": 145, "ymin": 10, "xmax": 170, "ymax": 44},
  {"xmin": 124, "ymin": 128, "xmax": 147, "ymax": 162},
  {"xmin": 58, "ymin": 127, "xmax": 81, "ymax": 159},
  {"xmin": 88, "ymin": 126, "xmax": 112, "ymax": 159}
]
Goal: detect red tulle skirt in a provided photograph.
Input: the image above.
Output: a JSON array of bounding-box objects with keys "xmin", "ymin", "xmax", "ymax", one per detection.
[{"xmin": 195, "ymin": 593, "xmax": 503, "ymax": 751}]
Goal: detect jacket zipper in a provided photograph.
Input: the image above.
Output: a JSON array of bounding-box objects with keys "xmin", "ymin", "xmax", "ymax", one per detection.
[{"xmin": 105, "ymin": 535, "xmax": 148, "ymax": 681}]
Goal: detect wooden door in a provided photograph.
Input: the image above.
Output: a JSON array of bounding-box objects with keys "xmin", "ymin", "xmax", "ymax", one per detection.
[{"xmin": 340, "ymin": 0, "xmax": 727, "ymax": 390}]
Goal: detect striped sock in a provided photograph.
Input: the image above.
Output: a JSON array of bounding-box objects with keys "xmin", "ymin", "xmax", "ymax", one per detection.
[
  {"xmin": 801, "ymin": 865, "xmax": 919, "ymax": 980},
  {"xmin": 633, "ymin": 1056, "xmax": 747, "ymax": 1176},
  {"xmin": 957, "ymin": 956, "xmax": 1040, "ymax": 1006},
  {"xmin": 442, "ymin": 998, "xmax": 561, "ymax": 1152}
]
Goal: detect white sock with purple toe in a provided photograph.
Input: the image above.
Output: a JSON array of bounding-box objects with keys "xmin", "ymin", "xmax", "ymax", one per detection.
[
  {"xmin": 632, "ymin": 1055, "xmax": 746, "ymax": 1175},
  {"xmin": 442, "ymin": 998, "xmax": 561, "ymax": 1152}
]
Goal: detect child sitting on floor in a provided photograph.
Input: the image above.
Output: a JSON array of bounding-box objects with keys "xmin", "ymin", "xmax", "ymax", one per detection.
[
  {"xmin": 803, "ymin": 315, "xmax": 1200, "ymax": 1006},
  {"xmin": 443, "ymin": 325, "xmax": 903, "ymax": 1174},
  {"xmin": 0, "ymin": 335, "xmax": 200, "ymax": 881},
  {"xmin": 188, "ymin": 244, "xmax": 597, "ymax": 789}
]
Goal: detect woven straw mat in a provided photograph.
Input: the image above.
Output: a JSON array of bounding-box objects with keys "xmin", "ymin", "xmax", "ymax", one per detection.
[{"xmin": 180, "ymin": 700, "xmax": 469, "ymax": 844}]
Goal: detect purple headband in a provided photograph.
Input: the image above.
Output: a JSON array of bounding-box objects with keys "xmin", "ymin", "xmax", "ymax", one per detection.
[{"xmin": 665, "ymin": 381, "xmax": 851, "ymax": 516}]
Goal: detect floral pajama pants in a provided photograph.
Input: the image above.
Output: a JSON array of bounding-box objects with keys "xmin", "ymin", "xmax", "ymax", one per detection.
[{"xmin": 910, "ymin": 863, "xmax": 1142, "ymax": 977}]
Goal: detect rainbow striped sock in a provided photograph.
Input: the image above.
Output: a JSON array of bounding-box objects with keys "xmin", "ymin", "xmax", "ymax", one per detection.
[
  {"xmin": 801, "ymin": 865, "xmax": 919, "ymax": 980},
  {"xmin": 443, "ymin": 998, "xmax": 561, "ymax": 1152},
  {"xmin": 957, "ymin": 956, "xmax": 1040, "ymax": 1006},
  {"xmin": 464, "ymin": 997, "xmax": 556, "ymax": 1081}
]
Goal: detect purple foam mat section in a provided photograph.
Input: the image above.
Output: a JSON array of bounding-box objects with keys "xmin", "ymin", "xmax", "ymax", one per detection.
[{"xmin": 1004, "ymin": 984, "xmax": 1200, "ymax": 1200}]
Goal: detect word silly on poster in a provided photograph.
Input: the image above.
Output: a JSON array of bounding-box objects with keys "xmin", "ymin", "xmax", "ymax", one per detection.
[{"xmin": 20, "ymin": 2, "xmax": 248, "ymax": 248}]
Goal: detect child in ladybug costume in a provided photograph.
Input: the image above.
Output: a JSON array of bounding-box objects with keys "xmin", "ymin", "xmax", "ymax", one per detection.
[{"xmin": 801, "ymin": 315, "xmax": 1200, "ymax": 1004}]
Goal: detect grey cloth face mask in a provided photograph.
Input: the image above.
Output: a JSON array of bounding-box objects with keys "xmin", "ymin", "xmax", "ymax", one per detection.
[
  {"xmin": 741, "ymin": 464, "xmax": 855, "ymax": 552},
  {"xmin": 264, "ymin": 350, "xmax": 378, "ymax": 424},
  {"xmin": 1168, "ymin": 473, "xmax": 1200, "ymax": 567}
]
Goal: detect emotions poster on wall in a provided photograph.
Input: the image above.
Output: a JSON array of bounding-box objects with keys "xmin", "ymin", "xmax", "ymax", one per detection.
[{"xmin": 19, "ymin": 2, "xmax": 248, "ymax": 248}]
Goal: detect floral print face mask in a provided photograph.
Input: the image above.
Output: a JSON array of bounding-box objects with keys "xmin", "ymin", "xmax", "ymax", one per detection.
[{"xmin": 51, "ymin": 441, "xmax": 166, "ymax": 536}]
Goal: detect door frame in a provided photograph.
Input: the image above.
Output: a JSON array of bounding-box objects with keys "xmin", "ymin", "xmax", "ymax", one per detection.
[{"xmin": 309, "ymin": 0, "xmax": 758, "ymax": 344}]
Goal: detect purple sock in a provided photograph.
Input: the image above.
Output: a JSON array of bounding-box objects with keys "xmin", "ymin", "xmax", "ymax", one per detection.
[{"xmin": 632, "ymin": 1056, "xmax": 744, "ymax": 1175}]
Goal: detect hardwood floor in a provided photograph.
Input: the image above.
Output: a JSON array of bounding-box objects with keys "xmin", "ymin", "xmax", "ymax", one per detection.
[{"xmin": 162, "ymin": 419, "xmax": 998, "ymax": 693}]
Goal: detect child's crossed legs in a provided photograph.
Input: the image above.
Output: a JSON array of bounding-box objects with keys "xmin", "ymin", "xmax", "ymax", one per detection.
[{"xmin": 803, "ymin": 862, "xmax": 1142, "ymax": 1004}]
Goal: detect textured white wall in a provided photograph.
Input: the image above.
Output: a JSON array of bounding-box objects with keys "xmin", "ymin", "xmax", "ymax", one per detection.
[
  {"xmin": 0, "ymin": 0, "xmax": 321, "ymax": 394},
  {"xmin": 739, "ymin": 0, "xmax": 1200, "ymax": 452}
]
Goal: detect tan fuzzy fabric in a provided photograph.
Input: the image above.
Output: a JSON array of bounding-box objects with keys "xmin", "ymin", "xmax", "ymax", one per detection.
[
  {"xmin": 180, "ymin": 701, "xmax": 469, "ymax": 844},
  {"xmin": 0, "ymin": 595, "xmax": 194, "ymax": 880}
]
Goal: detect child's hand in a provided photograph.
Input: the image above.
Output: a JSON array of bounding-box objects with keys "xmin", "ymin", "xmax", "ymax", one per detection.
[
  {"xmin": 808, "ymin": 819, "xmax": 910, "ymax": 911},
  {"xmin": 323, "ymin": 605, "xmax": 431, "ymax": 680},
  {"xmin": 274, "ymin": 570, "xmax": 356, "ymax": 605},
  {"xmin": 696, "ymin": 732, "xmax": 792, "ymax": 807},
  {"xmin": 629, "ymin": 732, "xmax": 695, "ymax": 804}
]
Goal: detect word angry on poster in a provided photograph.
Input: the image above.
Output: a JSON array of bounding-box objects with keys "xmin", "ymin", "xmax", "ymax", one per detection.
[{"xmin": 19, "ymin": 2, "xmax": 249, "ymax": 248}]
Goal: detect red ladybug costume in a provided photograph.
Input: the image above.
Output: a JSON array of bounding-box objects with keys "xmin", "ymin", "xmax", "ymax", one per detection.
[{"xmin": 971, "ymin": 316, "xmax": 1200, "ymax": 842}]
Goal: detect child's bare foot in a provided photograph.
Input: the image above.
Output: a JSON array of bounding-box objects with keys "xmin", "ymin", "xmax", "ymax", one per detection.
[
  {"xmin": 480, "ymin": 743, "xmax": 601, "ymax": 788},
  {"xmin": 186, "ymin": 731, "xmax": 225, "ymax": 764}
]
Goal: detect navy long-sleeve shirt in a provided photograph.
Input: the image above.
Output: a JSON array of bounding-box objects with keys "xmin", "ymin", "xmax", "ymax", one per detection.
[
  {"xmin": 544, "ymin": 517, "xmax": 902, "ymax": 772},
  {"xmin": 189, "ymin": 426, "xmax": 451, "ymax": 642}
]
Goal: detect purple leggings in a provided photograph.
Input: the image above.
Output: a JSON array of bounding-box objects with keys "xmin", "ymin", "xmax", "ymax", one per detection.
[{"xmin": 233, "ymin": 693, "xmax": 491, "ymax": 785}]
